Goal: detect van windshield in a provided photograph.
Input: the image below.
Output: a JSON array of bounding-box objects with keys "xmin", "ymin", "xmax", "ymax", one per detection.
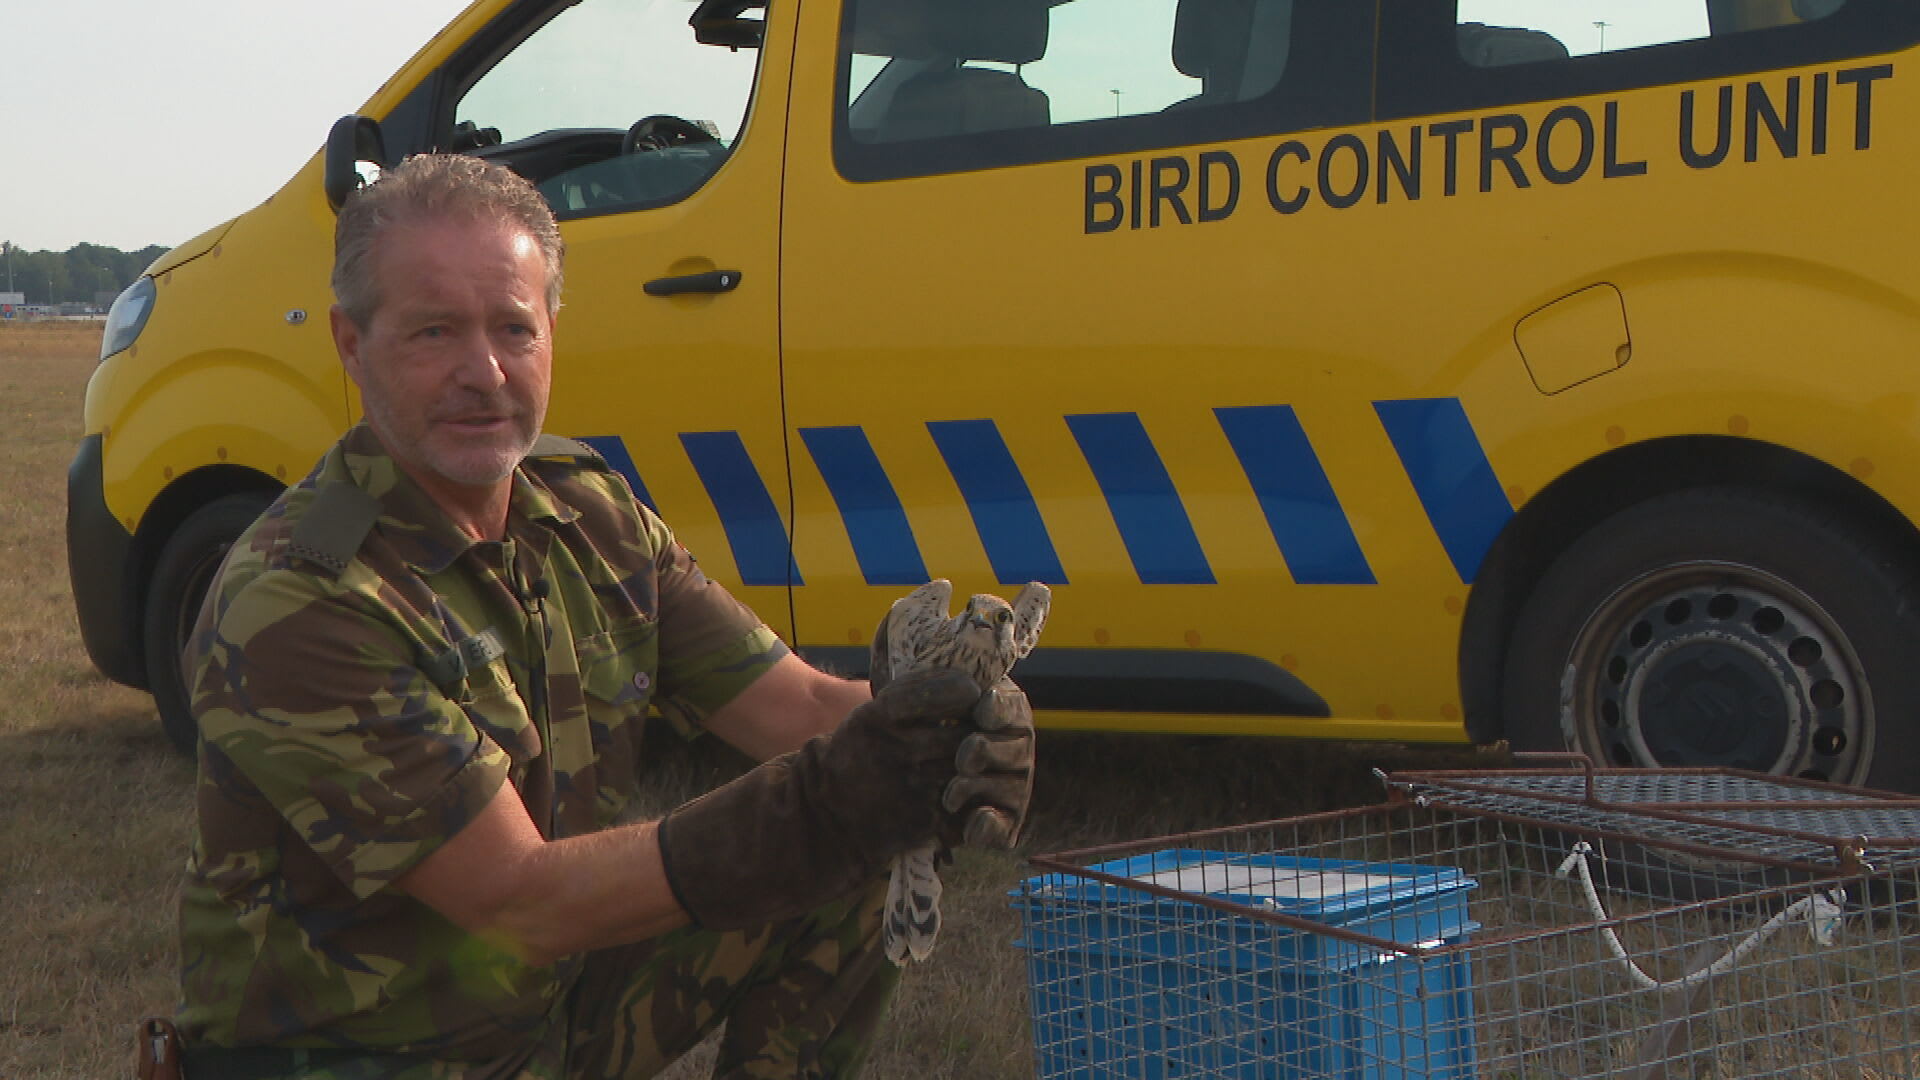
[
  {"xmin": 452, "ymin": 0, "xmax": 765, "ymax": 216},
  {"xmin": 457, "ymin": 0, "xmax": 759, "ymax": 146}
]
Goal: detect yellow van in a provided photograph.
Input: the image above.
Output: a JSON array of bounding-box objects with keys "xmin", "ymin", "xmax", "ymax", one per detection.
[{"xmin": 71, "ymin": 0, "xmax": 1920, "ymax": 791}]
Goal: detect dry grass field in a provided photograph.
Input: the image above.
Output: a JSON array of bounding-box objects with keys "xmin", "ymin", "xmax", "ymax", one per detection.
[
  {"xmin": 1, "ymin": 321, "xmax": 198, "ymax": 1080},
  {"xmin": 0, "ymin": 320, "xmax": 1464, "ymax": 1078}
]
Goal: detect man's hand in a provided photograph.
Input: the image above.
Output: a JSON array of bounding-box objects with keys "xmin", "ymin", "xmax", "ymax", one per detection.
[
  {"xmin": 945, "ymin": 678, "xmax": 1035, "ymax": 848},
  {"xmin": 814, "ymin": 668, "xmax": 983, "ymax": 848},
  {"xmin": 657, "ymin": 668, "xmax": 980, "ymax": 930}
]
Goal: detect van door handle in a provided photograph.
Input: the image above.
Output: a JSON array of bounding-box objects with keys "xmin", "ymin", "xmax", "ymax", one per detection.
[{"xmin": 643, "ymin": 270, "xmax": 743, "ymax": 297}]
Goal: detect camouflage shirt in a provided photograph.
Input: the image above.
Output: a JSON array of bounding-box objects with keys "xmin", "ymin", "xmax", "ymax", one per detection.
[{"xmin": 176, "ymin": 423, "xmax": 788, "ymax": 1058}]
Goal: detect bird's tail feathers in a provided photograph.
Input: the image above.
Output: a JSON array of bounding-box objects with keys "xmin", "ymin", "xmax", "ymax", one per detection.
[{"xmin": 883, "ymin": 846, "xmax": 945, "ymax": 965}]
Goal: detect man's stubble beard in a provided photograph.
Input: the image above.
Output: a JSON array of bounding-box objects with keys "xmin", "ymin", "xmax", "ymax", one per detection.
[{"xmin": 362, "ymin": 385, "xmax": 541, "ymax": 489}]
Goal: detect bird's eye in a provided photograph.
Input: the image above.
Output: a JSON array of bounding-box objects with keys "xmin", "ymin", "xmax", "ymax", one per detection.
[{"xmin": 997, "ymin": 611, "xmax": 1011, "ymax": 624}]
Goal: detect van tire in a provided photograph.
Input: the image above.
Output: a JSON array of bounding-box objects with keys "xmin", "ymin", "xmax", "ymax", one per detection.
[
  {"xmin": 143, "ymin": 493, "xmax": 274, "ymax": 756},
  {"xmin": 1501, "ymin": 487, "xmax": 1920, "ymax": 896},
  {"xmin": 1502, "ymin": 486, "xmax": 1920, "ymax": 788}
]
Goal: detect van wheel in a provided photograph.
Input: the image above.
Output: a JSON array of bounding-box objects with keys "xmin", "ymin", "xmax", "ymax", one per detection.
[
  {"xmin": 1501, "ymin": 488, "xmax": 1920, "ymax": 894},
  {"xmin": 1503, "ymin": 487, "xmax": 1920, "ymax": 786},
  {"xmin": 142, "ymin": 493, "xmax": 273, "ymax": 755}
]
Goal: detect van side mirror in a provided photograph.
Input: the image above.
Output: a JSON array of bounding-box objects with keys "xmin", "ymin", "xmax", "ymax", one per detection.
[{"xmin": 324, "ymin": 115, "xmax": 388, "ymax": 213}]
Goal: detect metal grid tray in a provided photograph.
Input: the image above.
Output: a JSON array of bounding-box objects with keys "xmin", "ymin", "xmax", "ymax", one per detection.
[{"xmin": 1384, "ymin": 754, "xmax": 1920, "ymax": 872}]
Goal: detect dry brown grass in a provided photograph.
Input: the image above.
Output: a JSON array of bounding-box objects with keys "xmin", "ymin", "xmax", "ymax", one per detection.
[
  {"xmin": 0, "ymin": 319, "xmax": 1462, "ymax": 1078},
  {"xmin": 0, "ymin": 320, "xmax": 196, "ymax": 1080}
]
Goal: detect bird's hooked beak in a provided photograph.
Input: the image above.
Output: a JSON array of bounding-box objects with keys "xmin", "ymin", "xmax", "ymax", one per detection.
[{"xmin": 965, "ymin": 611, "xmax": 994, "ymax": 630}]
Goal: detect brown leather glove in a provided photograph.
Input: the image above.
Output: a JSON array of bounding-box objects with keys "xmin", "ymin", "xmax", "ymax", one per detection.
[
  {"xmin": 946, "ymin": 678, "xmax": 1035, "ymax": 848},
  {"xmin": 870, "ymin": 611, "xmax": 1037, "ymax": 851},
  {"xmin": 657, "ymin": 668, "xmax": 977, "ymax": 930}
]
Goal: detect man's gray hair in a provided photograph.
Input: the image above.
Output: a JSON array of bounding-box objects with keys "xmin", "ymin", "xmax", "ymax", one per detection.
[{"xmin": 331, "ymin": 154, "xmax": 564, "ymax": 327}]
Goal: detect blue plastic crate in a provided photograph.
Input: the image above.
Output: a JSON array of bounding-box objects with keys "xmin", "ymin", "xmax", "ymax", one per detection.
[{"xmin": 1013, "ymin": 852, "xmax": 1479, "ymax": 1080}]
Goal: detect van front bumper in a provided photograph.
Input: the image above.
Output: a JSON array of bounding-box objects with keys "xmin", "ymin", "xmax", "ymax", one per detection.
[{"xmin": 67, "ymin": 433, "xmax": 146, "ymax": 689}]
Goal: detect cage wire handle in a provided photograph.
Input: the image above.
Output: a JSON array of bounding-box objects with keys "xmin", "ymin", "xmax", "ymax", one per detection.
[{"xmin": 1554, "ymin": 842, "xmax": 1846, "ymax": 993}]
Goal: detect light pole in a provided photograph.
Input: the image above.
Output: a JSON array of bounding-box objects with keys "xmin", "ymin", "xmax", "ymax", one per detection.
[
  {"xmin": 1111, "ymin": 88, "xmax": 1123, "ymax": 117},
  {"xmin": 1594, "ymin": 21, "xmax": 1609, "ymax": 51}
]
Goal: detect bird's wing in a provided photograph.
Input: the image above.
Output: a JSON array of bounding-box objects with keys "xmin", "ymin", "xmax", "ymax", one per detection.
[
  {"xmin": 1009, "ymin": 581, "xmax": 1052, "ymax": 660},
  {"xmin": 886, "ymin": 579, "xmax": 954, "ymax": 674}
]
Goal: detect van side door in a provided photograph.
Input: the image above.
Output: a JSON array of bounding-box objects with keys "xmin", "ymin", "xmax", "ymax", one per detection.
[{"xmin": 435, "ymin": 0, "xmax": 798, "ymax": 634}]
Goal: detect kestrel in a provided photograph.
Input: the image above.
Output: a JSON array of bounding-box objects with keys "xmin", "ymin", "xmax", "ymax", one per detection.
[{"xmin": 881, "ymin": 578, "xmax": 1050, "ymax": 965}]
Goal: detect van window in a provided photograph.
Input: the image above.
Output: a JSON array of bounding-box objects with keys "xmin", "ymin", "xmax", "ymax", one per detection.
[
  {"xmin": 1381, "ymin": 0, "xmax": 1908, "ymax": 120},
  {"xmin": 451, "ymin": 0, "xmax": 762, "ymax": 216},
  {"xmin": 1455, "ymin": 1, "xmax": 1840, "ymax": 67},
  {"xmin": 835, "ymin": 0, "xmax": 1371, "ymax": 182}
]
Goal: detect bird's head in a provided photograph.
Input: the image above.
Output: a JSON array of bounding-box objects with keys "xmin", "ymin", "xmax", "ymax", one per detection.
[{"xmin": 962, "ymin": 594, "xmax": 1016, "ymax": 645}]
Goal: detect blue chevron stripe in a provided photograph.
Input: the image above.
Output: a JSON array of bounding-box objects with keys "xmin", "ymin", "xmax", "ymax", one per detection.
[
  {"xmin": 577, "ymin": 435, "xmax": 657, "ymax": 513},
  {"xmin": 678, "ymin": 431, "xmax": 802, "ymax": 587},
  {"xmin": 798, "ymin": 426, "xmax": 930, "ymax": 586},
  {"xmin": 1066, "ymin": 412, "xmax": 1215, "ymax": 585},
  {"xmin": 1373, "ymin": 397, "xmax": 1513, "ymax": 584},
  {"xmin": 1214, "ymin": 405, "xmax": 1375, "ymax": 585},
  {"xmin": 925, "ymin": 418, "xmax": 1067, "ymax": 585}
]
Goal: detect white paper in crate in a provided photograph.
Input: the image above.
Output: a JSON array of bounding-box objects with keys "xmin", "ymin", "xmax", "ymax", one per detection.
[{"xmin": 1138, "ymin": 861, "xmax": 1405, "ymax": 903}]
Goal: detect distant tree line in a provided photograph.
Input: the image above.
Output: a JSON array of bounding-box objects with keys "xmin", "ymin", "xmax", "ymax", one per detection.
[{"xmin": 1, "ymin": 242, "xmax": 171, "ymax": 307}]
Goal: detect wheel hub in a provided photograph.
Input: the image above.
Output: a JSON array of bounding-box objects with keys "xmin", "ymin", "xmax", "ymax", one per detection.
[
  {"xmin": 1628, "ymin": 633, "xmax": 1792, "ymax": 771},
  {"xmin": 1568, "ymin": 568, "xmax": 1868, "ymax": 784}
]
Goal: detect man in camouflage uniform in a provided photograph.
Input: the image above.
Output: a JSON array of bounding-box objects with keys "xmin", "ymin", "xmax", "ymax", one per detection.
[{"xmin": 173, "ymin": 154, "xmax": 1035, "ymax": 1079}]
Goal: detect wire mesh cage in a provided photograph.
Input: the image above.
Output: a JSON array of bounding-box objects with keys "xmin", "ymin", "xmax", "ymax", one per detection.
[{"xmin": 1015, "ymin": 759, "xmax": 1920, "ymax": 1079}]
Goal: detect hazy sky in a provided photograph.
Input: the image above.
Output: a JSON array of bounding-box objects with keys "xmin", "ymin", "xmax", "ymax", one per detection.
[
  {"xmin": 3, "ymin": 0, "xmax": 471, "ymax": 254},
  {"xmin": 4, "ymin": 0, "xmax": 1750, "ymax": 256}
]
